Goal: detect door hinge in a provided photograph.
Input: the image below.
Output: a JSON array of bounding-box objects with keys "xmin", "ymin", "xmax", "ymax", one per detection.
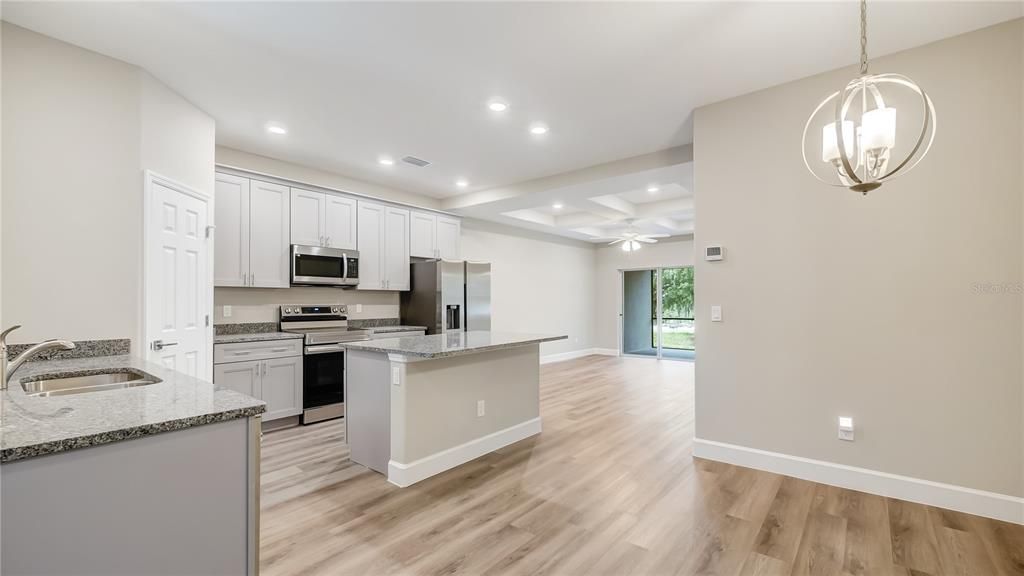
[
  {"xmin": 205, "ymin": 314, "xmax": 210, "ymax": 327},
  {"xmin": 205, "ymin": 225, "xmax": 216, "ymax": 239}
]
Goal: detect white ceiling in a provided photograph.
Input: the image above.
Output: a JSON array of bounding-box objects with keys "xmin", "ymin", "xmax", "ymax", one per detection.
[
  {"xmin": 5, "ymin": 1, "xmax": 1020, "ymax": 202},
  {"xmin": 4, "ymin": 1, "xmax": 1020, "ymax": 241}
]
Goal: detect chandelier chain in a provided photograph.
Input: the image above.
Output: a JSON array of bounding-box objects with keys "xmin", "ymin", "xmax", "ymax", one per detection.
[{"xmin": 860, "ymin": 0, "xmax": 869, "ymax": 75}]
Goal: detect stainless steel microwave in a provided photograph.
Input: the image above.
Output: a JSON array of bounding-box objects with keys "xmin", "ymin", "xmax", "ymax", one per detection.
[{"xmin": 291, "ymin": 245, "xmax": 359, "ymax": 287}]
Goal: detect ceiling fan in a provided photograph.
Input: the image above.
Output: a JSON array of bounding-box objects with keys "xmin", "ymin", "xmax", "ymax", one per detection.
[{"xmin": 606, "ymin": 220, "xmax": 668, "ymax": 252}]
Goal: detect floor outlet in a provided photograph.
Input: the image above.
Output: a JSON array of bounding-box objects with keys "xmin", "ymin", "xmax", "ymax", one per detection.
[{"xmin": 477, "ymin": 400, "xmax": 485, "ymax": 417}]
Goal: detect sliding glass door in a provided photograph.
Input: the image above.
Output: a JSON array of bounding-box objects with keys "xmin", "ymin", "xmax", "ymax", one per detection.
[{"xmin": 621, "ymin": 267, "xmax": 694, "ymax": 360}]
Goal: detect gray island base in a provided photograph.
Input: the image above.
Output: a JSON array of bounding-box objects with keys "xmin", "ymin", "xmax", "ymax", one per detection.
[{"xmin": 344, "ymin": 331, "xmax": 566, "ymax": 487}]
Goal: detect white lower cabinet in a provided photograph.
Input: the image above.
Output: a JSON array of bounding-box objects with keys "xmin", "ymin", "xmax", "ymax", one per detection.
[{"xmin": 213, "ymin": 341, "xmax": 303, "ymax": 422}]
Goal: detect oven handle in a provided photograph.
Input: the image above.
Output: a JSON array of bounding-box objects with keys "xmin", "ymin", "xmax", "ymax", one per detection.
[{"xmin": 305, "ymin": 344, "xmax": 349, "ymax": 355}]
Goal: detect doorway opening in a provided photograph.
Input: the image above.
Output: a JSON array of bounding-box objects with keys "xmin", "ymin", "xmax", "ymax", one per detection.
[{"xmin": 621, "ymin": 267, "xmax": 694, "ymax": 360}]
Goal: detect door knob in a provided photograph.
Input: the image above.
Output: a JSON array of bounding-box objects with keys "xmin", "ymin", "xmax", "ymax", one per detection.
[{"xmin": 151, "ymin": 340, "xmax": 179, "ymax": 351}]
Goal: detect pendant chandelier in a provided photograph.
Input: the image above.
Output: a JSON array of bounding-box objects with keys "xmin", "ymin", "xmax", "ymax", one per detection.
[{"xmin": 801, "ymin": 0, "xmax": 937, "ymax": 194}]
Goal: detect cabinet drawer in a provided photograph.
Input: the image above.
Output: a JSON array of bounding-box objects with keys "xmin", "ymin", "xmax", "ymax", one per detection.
[{"xmin": 214, "ymin": 339, "xmax": 302, "ymax": 364}]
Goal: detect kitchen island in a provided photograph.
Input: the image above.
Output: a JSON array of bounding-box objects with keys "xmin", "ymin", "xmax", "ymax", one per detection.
[
  {"xmin": 1, "ymin": 354, "xmax": 264, "ymax": 576},
  {"xmin": 343, "ymin": 331, "xmax": 566, "ymax": 487}
]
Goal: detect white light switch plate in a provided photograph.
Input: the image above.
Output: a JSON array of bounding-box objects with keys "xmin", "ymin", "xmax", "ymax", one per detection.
[
  {"xmin": 391, "ymin": 366, "xmax": 401, "ymax": 386},
  {"xmin": 477, "ymin": 400, "xmax": 486, "ymax": 417},
  {"xmin": 223, "ymin": 305, "xmax": 232, "ymax": 318},
  {"xmin": 710, "ymin": 305, "xmax": 722, "ymax": 322}
]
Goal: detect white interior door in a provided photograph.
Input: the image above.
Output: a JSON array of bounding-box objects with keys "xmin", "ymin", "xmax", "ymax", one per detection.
[{"xmin": 145, "ymin": 172, "xmax": 211, "ymax": 378}]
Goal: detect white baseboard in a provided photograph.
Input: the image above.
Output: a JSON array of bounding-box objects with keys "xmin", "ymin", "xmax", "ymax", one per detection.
[
  {"xmin": 388, "ymin": 417, "xmax": 542, "ymax": 488},
  {"xmin": 693, "ymin": 438, "xmax": 1024, "ymax": 525},
  {"xmin": 540, "ymin": 348, "xmax": 619, "ymax": 364}
]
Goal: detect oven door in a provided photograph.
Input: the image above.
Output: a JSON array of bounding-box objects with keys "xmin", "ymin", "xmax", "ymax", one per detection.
[
  {"xmin": 292, "ymin": 245, "xmax": 355, "ymax": 287},
  {"xmin": 302, "ymin": 344, "xmax": 346, "ymax": 424}
]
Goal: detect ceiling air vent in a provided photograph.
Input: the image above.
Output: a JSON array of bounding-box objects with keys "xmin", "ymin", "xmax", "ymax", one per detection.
[{"xmin": 402, "ymin": 156, "xmax": 431, "ymax": 168}]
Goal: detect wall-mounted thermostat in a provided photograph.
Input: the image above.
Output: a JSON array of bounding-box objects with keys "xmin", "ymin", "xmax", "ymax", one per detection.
[{"xmin": 705, "ymin": 245, "xmax": 724, "ymax": 261}]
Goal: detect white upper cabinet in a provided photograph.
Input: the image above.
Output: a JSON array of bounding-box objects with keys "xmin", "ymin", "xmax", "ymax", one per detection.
[
  {"xmin": 409, "ymin": 211, "xmax": 461, "ymax": 260},
  {"xmin": 356, "ymin": 200, "xmax": 385, "ymax": 290},
  {"xmin": 384, "ymin": 207, "xmax": 411, "ymax": 291},
  {"xmin": 357, "ymin": 200, "xmax": 409, "ymax": 291},
  {"xmin": 291, "ymin": 188, "xmax": 357, "ymax": 250},
  {"xmin": 248, "ymin": 180, "xmax": 290, "ymax": 288},
  {"xmin": 290, "ymin": 188, "xmax": 325, "ymax": 247},
  {"xmin": 324, "ymin": 194, "xmax": 357, "ymax": 250},
  {"xmin": 214, "ymin": 174, "xmax": 289, "ymax": 288},
  {"xmin": 214, "ymin": 173, "xmax": 250, "ymax": 287},
  {"xmin": 409, "ymin": 211, "xmax": 437, "ymax": 258},
  {"xmin": 436, "ymin": 216, "xmax": 462, "ymax": 260}
]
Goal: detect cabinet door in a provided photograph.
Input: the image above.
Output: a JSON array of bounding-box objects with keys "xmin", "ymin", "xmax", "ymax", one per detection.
[
  {"xmin": 384, "ymin": 207, "xmax": 411, "ymax": 291},
  {"xmin": 290, "ymin": 188, "xmax": 324, "ymax": 246},
  {"xmin": 213, "ymin": 360, "xmax": 261, "ymax": 398},
  {"xmin": 213, "ymin": 173, "xmax": 249, "ymax": 287},
  {"xmin": 261, "ymin": 356, "xmax": 303, "ymax": 421},
  {"xmin": 409, "ymin": 211, "xmax": 436, "ymax": 258},
  {"xmin": 324, "ymin": 194, "xmax": 357, "ymax": 250},
  {"xmin": 248, "ymin": 180, "xmax": 290, "ymax": 288},
  {"xmin": 436, "ymin": 216, "xmax": 462, "ymax": 260},
  {"xmin": 356, "ymin": 200, "xmax": 385, "ymax": 290}
]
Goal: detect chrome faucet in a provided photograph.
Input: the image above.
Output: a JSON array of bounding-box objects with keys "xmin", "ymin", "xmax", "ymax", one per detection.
[{"xmin": 1, "ymin": 325, "xmax": 76, "ymax": 389}]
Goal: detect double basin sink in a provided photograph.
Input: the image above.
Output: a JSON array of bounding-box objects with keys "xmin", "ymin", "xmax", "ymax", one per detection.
[{"xmin": 21, "ymin": 369, "xmax": 162, "ymax": 397}]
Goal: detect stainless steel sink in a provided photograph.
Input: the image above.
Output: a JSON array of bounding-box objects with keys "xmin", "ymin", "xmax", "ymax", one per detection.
[{"xmin": 21, "ymin": 370, "xmax": 162, "ymax": 397}]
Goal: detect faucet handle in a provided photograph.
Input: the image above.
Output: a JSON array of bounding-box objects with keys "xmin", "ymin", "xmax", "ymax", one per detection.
[{"xmin": 0, "ymin": 325, "xmax": 21, "ymax": 346}]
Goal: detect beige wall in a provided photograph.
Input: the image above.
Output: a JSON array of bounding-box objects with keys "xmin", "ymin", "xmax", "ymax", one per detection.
[
  {"xmin": 460, "ymin": 219, "xmax": 597, "ymax": 356},
  {"xmin": 216, "ymin": 146, "xmax": 441, "ymax": 211},
  {"xmin": 1, "ymin": 23, "xmax": 214, "ymax": 350},
  {"xmin": 594, "ymin": 236, "xmax": 695, "ymax": 351},
  {"xmin": 694, "ymin": 20, "xmax": 1023, "ymax": 496}
]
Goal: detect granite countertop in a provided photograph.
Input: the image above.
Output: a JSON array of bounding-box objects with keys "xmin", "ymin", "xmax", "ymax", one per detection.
[
  {"xmin": 361, "ymin": 325, "xmax": 428, "ymax": 334},
  {"xmin": 1, "ymin": 355, "xmax": 265, "ymax": 463},
  {"xmin": 342, "ymin": 331, "xmax": 567, "ymax": 359},
  {"xmin": 214, "ymin": 332, "xmax": 303, "ymax": 344}
]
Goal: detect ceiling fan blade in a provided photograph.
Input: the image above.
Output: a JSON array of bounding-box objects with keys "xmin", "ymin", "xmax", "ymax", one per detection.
[
  {"xmin": 644, "ymin": 233, "xmax": 670, "ymax": 238},
  {"xmin": 634, "ymin": 237, "xmax": 658, "ymax": 243},
  {"xmin": 607, "ymin": 238, "xmax": 626, "ymax": 245}
]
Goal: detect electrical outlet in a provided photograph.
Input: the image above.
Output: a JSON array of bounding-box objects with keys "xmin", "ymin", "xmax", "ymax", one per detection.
[
  {"xmin": 356, "ymin": 304, "xmax": 363, "ymax": 313},
  {"xmin": 223, "ymin": 305, "xmax": 232, "ymax": 318},
  {"xmin": 477, "ymin": 400, "xmax": 486, "ymax": 417},
  {"xmin": 838, "ymin": 416, "xmax": 855, "ymax": 441},
  {"xmin": 710, "ymin": 305, "xmax": 722, "ymax": 322}
]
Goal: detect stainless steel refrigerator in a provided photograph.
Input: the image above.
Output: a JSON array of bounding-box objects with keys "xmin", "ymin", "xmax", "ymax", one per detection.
[{"xmin": 400, "ymin": 260, "xmax": 491, "ymax": 334}]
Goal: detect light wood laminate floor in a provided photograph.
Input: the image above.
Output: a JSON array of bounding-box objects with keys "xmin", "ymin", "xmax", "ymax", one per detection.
[{"xmin": 260, "ymin": 355, "xmax": 1023, "ymax": 576}]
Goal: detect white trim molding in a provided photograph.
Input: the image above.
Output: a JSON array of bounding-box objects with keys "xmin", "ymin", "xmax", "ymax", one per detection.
[
  {"xmin": 540, "ymin": 348, "xmax": 619, "ymax": 365},
  {"xmin": 693, "ymin": 438, "xmax": 1024, "ymax": 525},
  {"xmin": 388, "ymin": 417, "xmax": 542, "ymax": 488}
]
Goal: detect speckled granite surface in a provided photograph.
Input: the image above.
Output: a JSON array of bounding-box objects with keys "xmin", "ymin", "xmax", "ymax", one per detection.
[
  {"xmin": 362, "ymin": 325, "xmax": 428, "ymax": 334},
  {"xmin": 348, "ymin": 318, "xmax": 400, "ymax": 328},
  {"xmin": 1, "ymin": 355, "xmax": 265, "ymax": 463},
  {"xmin": 214, "ymin": 332, "xmax": 303, "ymax": 344},
  {"xmin": 342, "ymin": 331, "xmax": 566, "ymax": 359},
  {"xmin": 214, "ymin": 322, "xmax": 279, "ymax": 335},
  {"xmin": 6, "ymin": 339, "xmax": 130, "ymax": 362}
]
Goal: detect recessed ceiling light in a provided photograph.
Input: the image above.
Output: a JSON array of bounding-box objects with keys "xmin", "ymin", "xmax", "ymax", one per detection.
[
  {"xmin": 487, "ymin": 100, "xmax": 509, "ymax": 112},
  {"xmin": 647, "ymin": 186, "xmax": 660, "ymax": 193},
  {"xmin": 455, "ymin": 179, "xmax": 469, "ymax": 188},
  {"xmin": 378, "ymin": 156, "xmax": 394, "ymax": 166},
  {"xmin": 265, "ymin": 123, "xmax": 287, "ymax": 135},
  {"xmin": 552, "ymin": 202, "xmax": 564, "ymax": 210},
  {"xmin": 529, "ymin": 123, "xmax": 549, "ymax": 136}
]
